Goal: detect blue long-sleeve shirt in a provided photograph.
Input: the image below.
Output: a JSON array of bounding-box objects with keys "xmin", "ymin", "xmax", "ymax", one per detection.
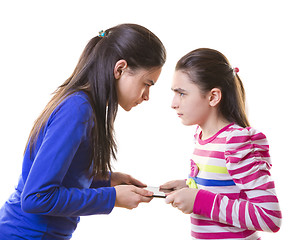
[{"xmin": 0, "ymin": 92, "xmax": 116, "ymax": 239}]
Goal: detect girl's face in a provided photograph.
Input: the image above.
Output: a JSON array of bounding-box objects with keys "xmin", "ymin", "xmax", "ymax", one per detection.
[
  {"xmin": 171, "ymin": 70, "xmax": 211, "ymax": 126},
  {"xmin": 116, "ymin": 66, "xmax": 162, "ymax": 111}
]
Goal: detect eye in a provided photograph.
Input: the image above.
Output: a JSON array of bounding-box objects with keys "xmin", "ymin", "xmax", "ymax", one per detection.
[{"xmin": 179, "ymin": 92, "xmax": 185, "ymax": 97}]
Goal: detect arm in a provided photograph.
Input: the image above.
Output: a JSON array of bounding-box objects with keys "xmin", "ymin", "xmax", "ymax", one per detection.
[
  {"xmin": 90, "ymin": 173, "xmax": 111, "ymax": 188},
  {"xmin": 193, "ymin": 128, "xmax": 282, "ymax": 232},
  {"xmin": 21, "ymin": 95, "xmax": 116, "ymax": 216}
]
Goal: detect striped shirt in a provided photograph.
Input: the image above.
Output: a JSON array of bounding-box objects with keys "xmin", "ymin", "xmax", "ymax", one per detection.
[{"xmin": 189, "ymin": 123, "xmax": 282, "ymax": 240}]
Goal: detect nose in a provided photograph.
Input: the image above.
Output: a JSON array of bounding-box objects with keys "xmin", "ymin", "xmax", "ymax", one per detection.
[
  {"xmin": 142, "ymin": 87, "xmax": 150, "ymax": 101},
  {"xmin": 171, "ymin": 95, "xmax": 178, "ymax": 109}
]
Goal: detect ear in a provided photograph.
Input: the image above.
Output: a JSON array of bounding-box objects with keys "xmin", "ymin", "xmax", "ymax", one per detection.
[
  {"xmin": 114, "ymin": 59, "xmax": 128, "ymax": 79},
  {"xmin": 209, "ymin": 88, "xmax": 222, "ymax": 107}
]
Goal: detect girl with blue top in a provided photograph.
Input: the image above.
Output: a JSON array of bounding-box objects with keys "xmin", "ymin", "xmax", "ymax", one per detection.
[{"xmin": 0, "ymin": 23, "xmax": 166, "ymax": 239}]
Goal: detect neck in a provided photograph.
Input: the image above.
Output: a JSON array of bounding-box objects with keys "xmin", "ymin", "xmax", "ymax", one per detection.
[{"xmin": 199, "ymin": 116, "xmax": 231, "ymax": 140}]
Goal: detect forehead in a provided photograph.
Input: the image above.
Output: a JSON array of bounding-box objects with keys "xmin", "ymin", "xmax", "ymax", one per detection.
[
  {"xmin": 172, "ymin": 70, "xmax": 196, "ymax": 89},
  {"xmin": 134, "ymin": 67, "xmax": 161, "ymax": 77}
]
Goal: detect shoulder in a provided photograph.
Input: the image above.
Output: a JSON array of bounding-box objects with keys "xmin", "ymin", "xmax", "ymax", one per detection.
[
  {"xmin": 60, "ymin": 91, "xmax": 91, "ymax": 108},
  {"xmin": 50, "ymin": 91, "xmax": 93, "ymax": 123},
  {"xmin": 224, "ymin": 124, "xmax": 270, "ymax": 163},
  {"xmin": 226, "ymin": 124, "xmax": 268, "ymax": 145}
]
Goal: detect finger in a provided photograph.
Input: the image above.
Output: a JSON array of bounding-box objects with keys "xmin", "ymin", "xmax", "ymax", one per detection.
[
  {"xmin": 165, "ymin": 194, "xmax": 174, "ymax": 204},
  {"xmin": 133, "ymin": 186, "xmax": 153, "ymax": 197},
  {"xmin": 160, "ymin": 181, "xmax": 174, "ymax": 189},
  {"xmin": 129, "ymin": 176, "xmax": 147, "ymax": 187},
  {"xmin": 164, "ymin": 190, "xmax": 175, "ymax": 197},
  {"xmin": 140, "ymin": 196, "xmax": 153, "ymax": 203}
]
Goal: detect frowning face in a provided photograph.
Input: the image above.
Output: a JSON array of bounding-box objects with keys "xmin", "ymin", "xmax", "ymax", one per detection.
[
  {"xmin": 115, "ymin": 62, "xmax": 162, "ymax": 111},
  {"xmin": 171, "ymin": 70, "xmax": 211, "ymax": 126}
]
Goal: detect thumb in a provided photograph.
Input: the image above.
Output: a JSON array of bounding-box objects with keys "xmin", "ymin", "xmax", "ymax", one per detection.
[
  {"xmin": 160, "ymin": 181, "xmax": 175, "ymax": 190},
  {"xmin": 133, "ymin": 186, "xmax": 153, "ymax": 197}
]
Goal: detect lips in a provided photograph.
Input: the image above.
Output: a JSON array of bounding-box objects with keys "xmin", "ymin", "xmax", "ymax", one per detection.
[{"xmin": 177, "ymin": 113, "xmax": 183, "ymax": 117}]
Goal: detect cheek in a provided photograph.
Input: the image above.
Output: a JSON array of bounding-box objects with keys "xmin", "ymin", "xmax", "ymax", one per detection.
[
  {"xmin": 186, "ymin": 100, "xmax": 209, "ymax": 121},
  {"xmin": 123, "ymin": 86, "xmax": 144, "ymax": 106},
  {"xmin": 129, "ymin": 86, "xmax": 144, "ymax": 99}
]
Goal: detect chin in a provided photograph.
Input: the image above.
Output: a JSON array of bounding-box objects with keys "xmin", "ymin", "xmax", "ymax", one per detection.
[
  {"xmin": 121, "ymin": 105, "xmax": 132, "ymax": 111},
  {"xmin": 181, "ymin": 120, "xmax": 194, "ymax": 126}
]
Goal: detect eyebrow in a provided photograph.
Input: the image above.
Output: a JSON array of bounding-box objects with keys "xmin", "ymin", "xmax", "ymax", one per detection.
[
  {"xmin": 147, "ymin": 80, "xmax": 155, "ymax": 86},
  {"xmin": 171, "ymin": 87, "xmax": 187, "ymax": 93}
]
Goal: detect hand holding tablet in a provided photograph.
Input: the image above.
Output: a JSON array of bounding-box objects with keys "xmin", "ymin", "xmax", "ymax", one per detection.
[{"xmin": 144, "ymin": 186, "xmax": 174, "ymax": 198}]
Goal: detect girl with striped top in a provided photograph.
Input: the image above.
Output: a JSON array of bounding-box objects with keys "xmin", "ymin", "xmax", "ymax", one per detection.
[{"xmin": 161, "ymin": 48, "xmax": 282, "ymax": 239}]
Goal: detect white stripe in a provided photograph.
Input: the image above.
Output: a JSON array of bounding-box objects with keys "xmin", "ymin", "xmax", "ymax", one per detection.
[
  {"xmin": 198, "ymin": 185, "xmax": 239, "ymax": 194},
  {"xmin": 193, "ymin": 155, "xmax": 227, "ymax": 168},
  {"xmin": 191, "ymin": 222, "xmax": 247, "ymax": 233}
]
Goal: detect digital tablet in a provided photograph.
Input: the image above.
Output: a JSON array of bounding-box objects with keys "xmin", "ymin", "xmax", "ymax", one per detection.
[{"xmin": 145, "ymin": 186, "xmax": 174, "ymax": 198}]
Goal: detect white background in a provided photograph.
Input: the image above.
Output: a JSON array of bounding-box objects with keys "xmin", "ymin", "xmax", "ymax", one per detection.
[{"xmin": 0, "ymin": 0, "xmax": 301, "ymax": 239}]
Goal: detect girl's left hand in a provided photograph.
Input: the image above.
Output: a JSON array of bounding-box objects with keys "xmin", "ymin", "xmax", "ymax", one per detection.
[
  {"xmin": 111, "ymin": 172, "xmax": 146, "ymax": 187},
  {"xmin": 165, "ymin": 188, "xmax": 199, "ymax": 214}
]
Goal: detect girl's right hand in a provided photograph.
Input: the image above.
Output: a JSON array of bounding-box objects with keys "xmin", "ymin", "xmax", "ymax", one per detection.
[
  {"xmin": 160, "ymin": 179, "xmax": 188, "ymax": 191},
  {"xmin": 114, "ymin": 185, "xmax": 153, "ymax": 209}
]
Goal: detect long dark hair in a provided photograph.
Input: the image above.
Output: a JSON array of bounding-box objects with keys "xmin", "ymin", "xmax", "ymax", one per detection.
[
  {"xmin": 176, "ymin": 48, "xmax": 249, "ymax": 128},
  {"xmin": 25, "ymin": 23, "xmax": 166, "ymax": 179}
]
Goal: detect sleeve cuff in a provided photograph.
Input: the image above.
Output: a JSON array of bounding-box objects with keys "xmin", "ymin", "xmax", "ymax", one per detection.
[
  {"xmin": 96, "ymin": 186, "xmax": 116, "ymax": 214},
  {"xmin": 193, "ymin": 189, "xmax": 216, "ymax": 218}
]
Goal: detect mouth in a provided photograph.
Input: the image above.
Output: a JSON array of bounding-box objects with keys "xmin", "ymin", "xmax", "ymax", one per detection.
[{"xmin": 177, "ymin": 113, "xmax": 183, "ymax": 117}]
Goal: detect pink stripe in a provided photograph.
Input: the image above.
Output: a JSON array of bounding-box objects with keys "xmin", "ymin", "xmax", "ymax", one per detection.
[
  {"xmin": 239, "ymin": 191, "xmax": 248, "ymax": 200},
  {"xmin": 226, "ymin": 200, "xmax": 234, "ymax": 225},
  {"xmin": 256, "ymin": 205, "xmax": 280, "ymax": 232},
  {"xmin": 239, "ymin": 201, "xmax": 247, "ymax": 229},
  {"xmin": 227, "ymin": 135, "xmax": 252, "ymax": 143},
  {"xmin": 236, "ymin": 170, "xmax": 270, "ymax": 185},
  {"xmin": 222, "ymin": 192, "xmax": 240, "ymax": 199},
  {"xmin": 191, "ymin": 217, "xmax": 233, "ymax": 227},
  {"xmin": 254, "ymin": 181, "xmax": 275, "ymax": 190},
  {"xmin": 212, "ymin": 137, "xmax": 227, "ymax": 144},
  {"xmin": 226, "ymin": 152, "xmax": 270, "ymax": 165},
  {"xmin": 250, "ymin": 195, "xmax": 279, "ymax": 203},
  {"xmin": 248, "ymin": 203, "xmax": 262, "ymax": 231},
  {"xmin": 193, "ymin": 149, "xmax": 225, "ymax": 159},
  {"xmin": 241, "ymin": 150, "xmax": 270, "ymax": 160},
  {"xmin": 225, "ymin": 143, "xmax": 269, "ymax": 156},
  {"xmin": 251, "ymin": 132, "xmax": 267, "ymax": 141},
  {"xmin": 191, "ymin": 229, "xmax": 255, "ymax": 239},
  {"xmin": 212, "ymin": 195, "xmax": 221, "ymax": 222},
  {"xmin": 228, "ymin": 161, "xmax": 269, "ymax": 176},
  {"xmin": 193, "ymin": 190, "xmax": 216, "ymax": 218},
  {"xmin": 228, "ymin": 132, "xmax": 266, "ymax": 143},
  {"xmin": 225, "ymin": 155, "xmax": 241, "ymax": 164},
  {"xmin": 225, "ymin": 151, "xmax": 271, "ymax": 165},
  {"xmin": 262, "ymin": 208, "xmax": 282, "ymax": 218}
]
